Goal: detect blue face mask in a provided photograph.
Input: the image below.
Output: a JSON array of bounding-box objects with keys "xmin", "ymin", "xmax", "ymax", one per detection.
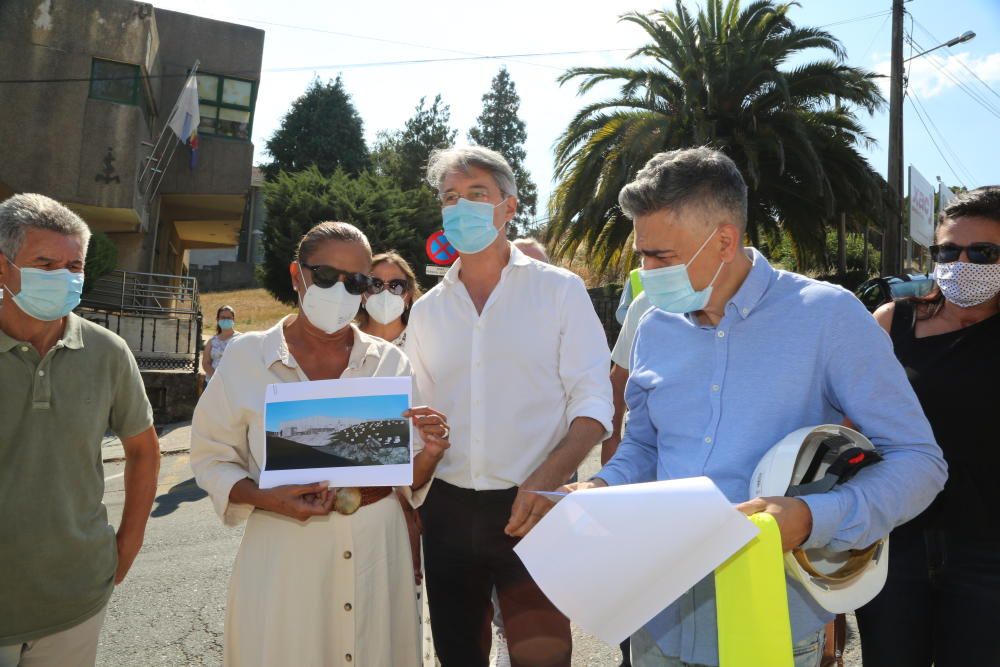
[
  {"xmin": 7, "ymin": 261, "xmax": 84, "ymax": 321},
  {"xmin": 639, "ymin": 229, "xmax": 724, "ymax": 314},
  {"xmin": 219, "ymin": 318, "xmax": 235, "ymax": 330},
  {"xmin": 442, "ymin": 198, "xmax": 508, "ymax": 254}
]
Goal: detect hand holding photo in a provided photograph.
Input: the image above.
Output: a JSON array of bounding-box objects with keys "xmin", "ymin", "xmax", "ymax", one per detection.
[{"xmin": 262, "ymin": 376, "xmax": 413, "ymax": 489}]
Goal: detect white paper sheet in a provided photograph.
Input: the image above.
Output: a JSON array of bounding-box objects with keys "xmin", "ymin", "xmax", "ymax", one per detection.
[
  {"xmin": 260, "ymin": 376, "xmax": 413, "ymax": 488},
  {"xmin": 514, "ymin": 477, "xmax": 758, "ymax": 644}
]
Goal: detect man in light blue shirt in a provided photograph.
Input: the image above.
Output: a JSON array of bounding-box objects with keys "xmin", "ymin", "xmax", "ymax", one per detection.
[{"xmin": 567, "ymin": 148, "xmax": 947, "ymax": 667}]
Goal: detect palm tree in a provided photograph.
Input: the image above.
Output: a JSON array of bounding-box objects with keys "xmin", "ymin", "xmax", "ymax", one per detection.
[{"xmin": 548, "ymin": 0, "xmax": 892, "ymax": 275}]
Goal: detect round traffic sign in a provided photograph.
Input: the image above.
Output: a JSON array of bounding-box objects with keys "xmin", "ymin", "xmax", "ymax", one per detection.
[{"xmin": 426, "ymin": 230, "xmax": 458, "ymax": 266}]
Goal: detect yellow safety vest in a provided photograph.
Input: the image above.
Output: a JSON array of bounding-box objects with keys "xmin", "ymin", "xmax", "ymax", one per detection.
[{"xmin": 715, "ymin": 513, "xmax": 794, "ymax": 667}]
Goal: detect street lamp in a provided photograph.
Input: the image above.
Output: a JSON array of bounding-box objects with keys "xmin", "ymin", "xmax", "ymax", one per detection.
[
  {"xmin": 882, "ymin": 7, "xmax": 977, "ymax": 277},
  {"xmin": 904, "ymin": 30, "xmax": 976, "ymax": 63}
]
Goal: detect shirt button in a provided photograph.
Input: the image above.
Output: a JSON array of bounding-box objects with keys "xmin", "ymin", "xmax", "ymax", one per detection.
[
  {"xmin": 345, "ymin": 654, "xmax": 353, "ymax": 662},
  {"xmin": 38, "ymin": 370, "xmax": 45, "ymax": 377},
  {"xmin": 717, "ymin": 331, "xmax": 726, "ymax": 338},
  {"xmin": 344, "ymin": 603, "xmax": 352, "ymax": 611},
  {"xmin": 711, "ymin": 384, "xmax": 720, "ymax": 392},
  {"xmin": 741, "ymin": 307, "xmax": 750, "ymax": 316},
  {"xmin": 343, "ymin": 551, "xmax": 352, "ymax": 559},
  {"xmin": 20, "ymin": 346, "xmax": 28, "ymax": 352},
  {"xmin": 704, "ymin": 436, "xmax": 713, "ymax": 444}
]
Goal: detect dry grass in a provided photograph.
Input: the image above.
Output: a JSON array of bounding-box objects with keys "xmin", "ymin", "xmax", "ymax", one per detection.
[{"xmin": 201, "ymin": 288, "xmax": 294, "ymax": 336}]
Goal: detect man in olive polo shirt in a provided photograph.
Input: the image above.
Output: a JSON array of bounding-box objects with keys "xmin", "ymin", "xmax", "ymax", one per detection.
[{"xmin": 0, "ymin": 194, "xmax": 160, "ymax": 667}]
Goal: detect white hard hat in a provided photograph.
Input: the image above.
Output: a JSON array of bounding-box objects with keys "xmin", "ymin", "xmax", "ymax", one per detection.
[{"xmin": 749, "ymin": 424, "xmax": 889, "ymax": 614}]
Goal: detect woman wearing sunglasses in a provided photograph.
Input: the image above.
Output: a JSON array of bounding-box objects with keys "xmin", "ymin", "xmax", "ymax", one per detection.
[
  {"xmin": 357, "ymin": 251, "xmax": 422, "ymax": 347},
  {"xmin": 190, "ymin": 221, "xmax": 451, "ymax": 667},
  {"xmin": 857, "ymin": 186, "xmax": 1000, "ymax": 667}
]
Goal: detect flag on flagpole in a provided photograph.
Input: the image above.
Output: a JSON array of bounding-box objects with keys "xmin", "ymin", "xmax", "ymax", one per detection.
[{"xmin": 167, "ymin": 74, "xmax": 200, "ymax": 169}]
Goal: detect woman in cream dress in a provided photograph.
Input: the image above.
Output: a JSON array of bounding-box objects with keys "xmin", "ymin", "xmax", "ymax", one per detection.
[{"xmin": 191, "ymin": 221, "xmax": 450, "ymax": 667}]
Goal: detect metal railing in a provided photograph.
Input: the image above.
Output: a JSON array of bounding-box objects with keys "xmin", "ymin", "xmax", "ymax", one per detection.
[
  {"xmin": 78, "ymin": 270, "xmax": 202, "ymax": 372},
  {"xmin": 80, "ymin": 270, "xmax": 200, "ymax": 315}
]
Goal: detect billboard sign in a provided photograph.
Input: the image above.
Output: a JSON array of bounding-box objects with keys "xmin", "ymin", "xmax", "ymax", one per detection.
[{"xmin": 908, "ymin": 166, "xmax": 935, "ymax": 248}]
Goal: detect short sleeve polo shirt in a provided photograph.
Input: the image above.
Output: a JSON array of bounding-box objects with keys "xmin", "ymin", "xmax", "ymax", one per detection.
[{"xmin": 0, "ymin": 313, "xmax": 153, "ymax": 644}]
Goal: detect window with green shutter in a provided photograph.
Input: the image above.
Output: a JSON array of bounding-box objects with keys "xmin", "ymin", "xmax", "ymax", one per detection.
[{"xmin": 195, "ymin": 72, "xmax": 255, "ymax": 140}]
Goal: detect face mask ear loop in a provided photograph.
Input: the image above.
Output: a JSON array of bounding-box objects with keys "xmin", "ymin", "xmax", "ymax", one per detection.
[
  {"xmin": 688, "ymin": 227, "xmax": 719, "ymax": 266},
  {"xmin": 707, "ymin": 260, "xmax": 726, "ymax": 288}
]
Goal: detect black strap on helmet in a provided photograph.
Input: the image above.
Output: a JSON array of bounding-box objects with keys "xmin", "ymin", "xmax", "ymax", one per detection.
[{"xmin": 787, "ymin": 435, "xmax": 884, "ymax": 497}]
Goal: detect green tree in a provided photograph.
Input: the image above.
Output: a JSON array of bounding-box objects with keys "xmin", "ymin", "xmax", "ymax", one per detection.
[
  {"xmin": 468, "ymin": 67, "xmax": 539, "ymax": 237},
  {"xmin": 82, "ymin": 231, "xmax": 117, "ymax": 294},
  {"xmin": 260, "ymin": 167, "xmax": 441, "ymax": 304},
  {"xmin": 548, "ymin": 0, "xmax": 892, "ymax": 274},
  {"xmin": 262, "ymin": 76, "xmax": 369, "ymax": 180},
  {"xmin": 373, "ymin": 95, "xmax": 457, "ymax": 191}
]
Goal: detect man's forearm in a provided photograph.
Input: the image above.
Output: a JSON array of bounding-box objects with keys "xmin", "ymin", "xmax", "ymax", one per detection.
[
  {"xmin": 529, "ymin": 417, "xmax": 606, "ymax": 488},
  {"xmin": 118, "ymin": 429, "xmax": 160, "ymax": 539}
]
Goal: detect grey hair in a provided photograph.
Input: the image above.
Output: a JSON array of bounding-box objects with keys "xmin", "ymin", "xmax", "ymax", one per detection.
[
  {"xmin": 0, "ymin": 193, "xmax": 92, "ymax": 260},
  {"xmin": 618, "ymin": 147, "xmax": 748, "ymax": 229},
  {"xmin": 512, "ymin": 237, "xmax": 549, "ymax": 262},
  {"xmin": 295, "ymin": 221, "xmax": 372, "ymax": 263},
  {"xmin": 425, "ymin": 145, "xmax": 518, "ymax": 198}
]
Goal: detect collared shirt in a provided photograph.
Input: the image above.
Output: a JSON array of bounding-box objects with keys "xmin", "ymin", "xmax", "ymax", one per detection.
[
  {"xmin": 190, "ymin": 318, "xmax": 424, "ymax": 526},
  {"xmin": 404, "ymin": 245, "xmax": 613, "ymax": 490},
  {"xmin": 597, "ymin": 248, "xmax": 947, "ymax": 665},
  {"xmin": 189, "ymin": 318, "xmax": 425, "ymax": 664},
  {"xmin": 0, "ymin": 313, "xmax": 153, "ymax": 644}
]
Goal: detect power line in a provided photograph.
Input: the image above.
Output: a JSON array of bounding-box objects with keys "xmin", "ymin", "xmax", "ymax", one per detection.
[
  {"xmin": 910, "ymin": 16, "xmax": 1000, "ymax": 104},
  {"xmin": 905, "ymin": 35, "xmax": 1000, "ymax": 119},
  {"xmin": 819, "ymin": 9, "xmax": 893, "ymax": 29},
  {"xmin": 859, "ymin": 11, "xmax": 892, "ymax": 63},
  {"xmin": 905, "ymin": 92, "xmax": 964, "ymax": 187},
  {"xmin": 0, "ymin": 48, "xmax": 634, "ymax": 85},
  {"xmin": 907, "ymin": 89, "xmax": 976, "ymax": 185},
  {"xmin": 211, "ymin": 15, "xmax": 567, "ymax": 71}
]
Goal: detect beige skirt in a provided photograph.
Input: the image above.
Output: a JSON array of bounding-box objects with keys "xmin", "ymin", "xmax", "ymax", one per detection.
[{"xmin": 224, "ymin": 494, "xmax": 420, "ymax": 667}]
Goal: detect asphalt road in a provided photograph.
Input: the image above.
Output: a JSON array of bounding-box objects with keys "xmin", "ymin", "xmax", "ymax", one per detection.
[
  {"xmin": 96, "ymin": 447, "xmax": 861, "ymax": 666},
  {"xmin": 96, "ymin": 451, "xmax": 622, "ymax": 667}
]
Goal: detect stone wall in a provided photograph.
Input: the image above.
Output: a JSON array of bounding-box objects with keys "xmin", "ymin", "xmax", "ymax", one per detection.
[{"xmin": 141, "ymin": 369, "xmax": 200, "ymax": 424}]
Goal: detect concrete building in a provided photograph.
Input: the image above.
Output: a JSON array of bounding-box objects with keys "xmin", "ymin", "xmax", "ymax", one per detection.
[
  {"xmin": 189, "ymin": 166, "xmax": 266, "ymax": 291},
  {"xmin": 0, "ymin": 0, "xmax": 264, "ymax": 277},
  {"xmin": 0, "ymin": 0, "xmax": 264, "ymax": 422}
]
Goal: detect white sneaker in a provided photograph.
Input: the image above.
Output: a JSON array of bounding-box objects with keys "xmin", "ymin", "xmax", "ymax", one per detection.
[{"xmin": 492, "ymin": 631, "xmax": 512, "ymax": 667}]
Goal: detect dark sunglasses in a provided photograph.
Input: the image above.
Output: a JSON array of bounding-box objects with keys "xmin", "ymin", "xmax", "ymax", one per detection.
[
  {"xmin": 299, "ymin": 263, "xmax": 371, "ymax": 295},
  {"xmin": 929, "ymin": 242, "xmax": 1000, "ymax": 265},
  {"xmin": 368, "ymin": 277, "xmax": 409, "ymax": 296}
]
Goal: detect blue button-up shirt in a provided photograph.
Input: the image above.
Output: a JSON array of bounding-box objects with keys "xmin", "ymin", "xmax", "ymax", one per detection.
[{"xmin": 597, "ymin": 248, "xmax": 947, "ymax": 666}]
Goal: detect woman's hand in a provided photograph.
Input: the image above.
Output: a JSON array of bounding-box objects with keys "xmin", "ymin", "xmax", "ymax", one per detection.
[
  {"xmin": 404, "ymin": 406, "xmax": 450, "ymax": 459},
  {"xmin": 260, "ymin": 482, "xmax": 335, "ymax": 521}
]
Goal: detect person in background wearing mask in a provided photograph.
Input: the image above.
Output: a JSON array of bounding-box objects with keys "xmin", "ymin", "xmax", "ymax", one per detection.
[
  {"xmin": 201, "ymin": 304, "xmax": 240, "ymax": 385},
  {"xmin": 405, "ymin": 146, "xmax": 613, "ymax": 667},
  {"xmin": 0, "ymin": 194, "xmax": 160, "ymax": 667},
  {"xmin": 856, "ymin": 186, "xmax": 1000, "ymax": 667},
  {"xmin": 356, "ymin": 250, "xmax": 432, "ymax": 662},
  {"xmin": 358, "ymin": 251, "xmax": 422, "ymax": 347},
  {"xmin": 190, "ymin": 221, "xmax": 451, "ymax": 667},
  {"xmin": 560, "ymin": 148, "xmax": 947, "ymax": 667}
]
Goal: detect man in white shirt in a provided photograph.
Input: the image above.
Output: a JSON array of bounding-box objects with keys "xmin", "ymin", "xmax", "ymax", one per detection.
[{"xmin": 405, "ymin": 146, "xmax": 613, "ymax": 667}]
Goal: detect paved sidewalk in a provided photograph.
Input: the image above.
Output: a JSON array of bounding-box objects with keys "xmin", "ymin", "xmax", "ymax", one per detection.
[{"xmin": 102, "ymin": 422, "xmax": 192, "ymax": 462}]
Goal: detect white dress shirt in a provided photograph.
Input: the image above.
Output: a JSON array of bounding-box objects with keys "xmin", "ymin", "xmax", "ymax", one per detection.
[{"xmin": 404, "ymin": 245, "xmax": 613, "ymax": 490}]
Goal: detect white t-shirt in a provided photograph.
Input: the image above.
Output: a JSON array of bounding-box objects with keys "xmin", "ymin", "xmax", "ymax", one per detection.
[{"xmin": 610, "ymin": 291, "xmax": 653, "ymax": 370}]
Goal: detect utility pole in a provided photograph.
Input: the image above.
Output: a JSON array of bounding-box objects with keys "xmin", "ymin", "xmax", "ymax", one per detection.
[{"xmin": 882, "ymin": 0, "xmax": 906, "ymax": 276}]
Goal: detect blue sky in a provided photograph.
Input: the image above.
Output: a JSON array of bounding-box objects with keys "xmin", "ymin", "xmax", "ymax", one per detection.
[
  {"xmin": 151, "ymin": 0, "xmax": 1000, "ymax": 220},
  {"xmin": 265, "ymin": 394, "xmax": 407, "ymax": 431}
]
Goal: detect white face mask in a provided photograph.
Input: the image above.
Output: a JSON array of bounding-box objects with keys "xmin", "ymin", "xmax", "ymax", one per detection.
[
  {"xmin": 298, "ymin": 269, "xmax": 362, "ymax": 334},
  {"xmin": 934, "ymin": 261, "xmax": 1000, "ymax": 308},
  {"xmin": 365, "ymin": 290, "xmax": 406, "ymax": 325}
]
